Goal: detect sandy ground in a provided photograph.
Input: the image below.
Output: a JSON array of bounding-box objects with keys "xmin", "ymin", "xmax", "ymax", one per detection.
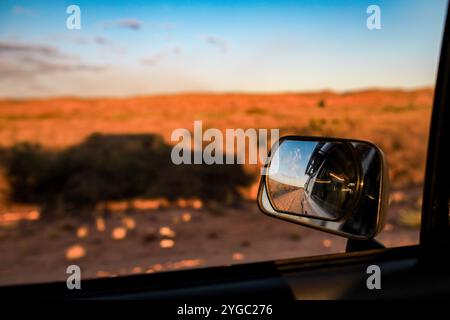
[
  {"xmin": 0, "ymin": 90, "xmax": 427, "ymax": 285},
  {"xmin": 272, "ymin": 189, "xmax": 304, "ymax": 213},
  {"xmin": 0, "ymin": 193, "xmax": 419, "ymax": 286}
]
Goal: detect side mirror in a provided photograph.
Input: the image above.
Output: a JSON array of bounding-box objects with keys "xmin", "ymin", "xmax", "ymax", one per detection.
[{"xmin": 257, "ymin": 136, "xmax": 389, "ymax": 240}]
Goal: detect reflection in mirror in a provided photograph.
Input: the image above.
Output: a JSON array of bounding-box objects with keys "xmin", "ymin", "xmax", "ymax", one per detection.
[
  {"xmin": 258, "ymin": 137, "xmax": 388, "ymax": 240},
  {"xmin": 267, "ymin": 141, "xmax": 360, "ymax": 221}
]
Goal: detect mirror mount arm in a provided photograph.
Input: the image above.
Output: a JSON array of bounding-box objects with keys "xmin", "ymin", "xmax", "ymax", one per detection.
[{"xmin": 345, "ymin": 238, "xmax": 385, "ymax": 253}]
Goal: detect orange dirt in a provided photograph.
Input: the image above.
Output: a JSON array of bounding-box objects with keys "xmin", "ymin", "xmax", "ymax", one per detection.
[{"xmin": 0, "ymin": 89, "xmax": 431, "ymax": 284}]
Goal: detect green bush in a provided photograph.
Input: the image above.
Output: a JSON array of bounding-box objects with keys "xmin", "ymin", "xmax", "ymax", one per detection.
[{"xmin": 1, "ymin": 133, "xmax": 254, "ymax": 219}]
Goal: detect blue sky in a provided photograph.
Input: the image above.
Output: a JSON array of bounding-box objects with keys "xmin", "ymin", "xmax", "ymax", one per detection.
[
  {"xmin": 0, "ymin": 0, "xmax": 448, "ymax": 97},
  {"xmin": 269, "ymin": 140, "xmax": 317, "ymax": 187}
]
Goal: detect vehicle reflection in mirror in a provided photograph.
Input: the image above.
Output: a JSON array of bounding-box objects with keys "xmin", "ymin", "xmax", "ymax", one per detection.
[{"xmin": 267, "ymin": 141, "xmax": 360, "ymax": 221}]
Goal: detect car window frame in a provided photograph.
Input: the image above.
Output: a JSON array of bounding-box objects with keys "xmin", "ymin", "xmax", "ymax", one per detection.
[{"xmin": 420, "ymin": 2, "xmax": 450, "ymax": 254}]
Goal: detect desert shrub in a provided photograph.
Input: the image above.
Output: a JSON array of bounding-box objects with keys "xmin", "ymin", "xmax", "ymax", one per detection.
[
  {"xmin": 1, "ymin": 133, "xmax": 254, "ymax": 219},
  {"xmin": 154, "ymin": 149, "xmax": 254, "ymax": 205},
  {"xmin": 52, "ymin": 133, "xmax": 170, "ymax": 206},
  {"xmin": 246, "ymin": 107, "xmax": 267, "ymax": 115},
  {"xmin": 317, "ymin": 99, "xmax": 326, "ymax": 108},
  {"xmin": 304, "ymin": 118, "xmax": 327, "ymax": 134},
  {"xmin": 382, "ymin": 104, "xmax": 418, "ymax": 113},
  {"xmin": 3, "ymin": 143, "xmax": 55, "ymax": 203}
]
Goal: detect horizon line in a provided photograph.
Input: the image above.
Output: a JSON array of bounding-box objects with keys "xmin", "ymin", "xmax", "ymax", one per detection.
[{"xmin": 0, "ymin": 86, "xmax": 435, "ymax": 102}]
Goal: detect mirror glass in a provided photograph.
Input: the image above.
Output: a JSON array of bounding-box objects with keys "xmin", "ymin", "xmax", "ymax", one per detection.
[
  {"xmin": 267, "ymin": 141, "xmax": 360, "ymax": 221},
  {"xmin": 259, "ymin": 137, "xmax": 388, "ymax": 239}
]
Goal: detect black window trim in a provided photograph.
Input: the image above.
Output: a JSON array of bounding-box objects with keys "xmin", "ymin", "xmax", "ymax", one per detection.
[{"xmin": 420, "ymin": 2, "xmax": 450, "ymax": 252}]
